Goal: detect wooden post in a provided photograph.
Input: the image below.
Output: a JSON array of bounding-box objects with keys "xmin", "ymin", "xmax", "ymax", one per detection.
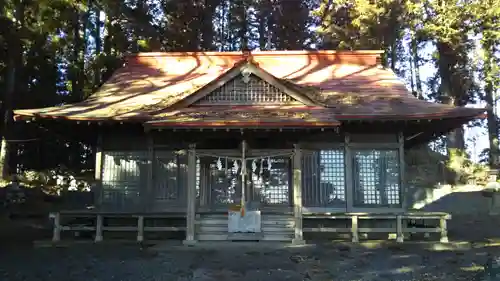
[
  {"xmin": 145, "ymin": 135, "xmax": 154, "ymax": 212},
  {"xmin": 52, "ymin": 212, "xmax": 61, "ymax": 242},
  {"xmin": 199, "ymin": 161, "xmax": 209, "ymax": 207},
  {"xmin": 95, "ymin": 215, "xmax": 103, "ymax": 242},
  {"xmin": 396, "ymin": 215, "xmax": 404, "ymax": 243},
  {"xmin": 440, "ymin": 217, "xmax": 448, "ymax": 243},
  {"xmin": 398, "ymin": 132, "xmax": 406, "ymax": 210},
  {"xmin": 240, "ymin": 140, "xmax": 247, "ymax": 213},
  {"xmin": 183, "ymin": 143, "xmax": 197, "ymax": 245},
  {"xmin": 345, "ymin": 134, "xmax": 354, "ymax": 212},
  {"xmin": 137, "ymin": 216, "xmax": 144, "ymax": 242},
  {"xmin": 351, "ymin": 215, "xmax": 359, "ymax": 242},
  {"xmin": 292, "ymin": 144, "xmax": 305, "ymax": 245},
  {"xmin": 95, "ymin": 134, "xmax": 103, "ymax": 208}
]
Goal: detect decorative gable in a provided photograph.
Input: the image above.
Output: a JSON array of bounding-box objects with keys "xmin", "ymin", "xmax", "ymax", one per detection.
[{"xmin": 193, "ymin": 73, "xmax": 301, "ymax": 105}]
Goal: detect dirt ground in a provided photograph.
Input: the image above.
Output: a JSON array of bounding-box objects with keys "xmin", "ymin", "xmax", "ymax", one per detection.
[
  {"xmin": 1, "ymin": 215, "xmax": 500, "ymax": 281},
  {"xmin": 0, "ymin": 240, "xmax": 495, "ymax": 281}
]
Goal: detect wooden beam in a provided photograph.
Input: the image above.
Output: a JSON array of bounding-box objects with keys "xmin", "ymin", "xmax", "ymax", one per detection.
[
  {"xmin": 348, "ymin": 142, "xmax": 400, "ymax": 149},
  {"xmin": 292, "ymin": 144, "xmax": 305, "ymax": 245},
  {"xmin": 183, "ymin": 143, "xmax": 197, "ymax": 245}
]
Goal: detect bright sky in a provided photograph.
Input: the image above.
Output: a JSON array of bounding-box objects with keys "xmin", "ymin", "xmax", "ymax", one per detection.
[{"xmin": 413, "ymin": 42, "xmax": 488, "ymax": 163}]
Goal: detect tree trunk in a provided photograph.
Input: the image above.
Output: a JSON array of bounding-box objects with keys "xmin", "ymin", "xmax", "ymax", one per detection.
[
  {"xmin": 239, "ymin": 0, "xmax": 248, "ymax": 50},
  {"xmin": 0, "ymin": 0, "xmax": 24, "ymax": 180},
  {"xmin": 0, "ymin": 56, "xmax": 15, "ymax": 180},
  {"xmin": 200, "ymin": 0, "xmax": 219, "ymax": 51},
  {"xmin": 411, "ymin": 34, "xmax": 423, "ymax": 99},
  {"xmin": 437, "ymin": 41, "xmax": 467, "ymax": 184},
  {"xmin": 94, "ymin": 4, "xmax": 102, "ymax": 88},
  {"xmin": 80, "ymin": 4, "xmax": 90, "ymax": 95},
  {"xmin": 390, "ymin": 43, "xmax": 397, "ymax": 71},
  {"xmin": 437, "ymin": 41, "xmax": 466, "ymax": 152},
  {"xmin": 258, "ymin": 3, "xmax": 267, "ymax": 50},
  {"xmin": 71, "ymin": 8, "xmax": 82, "ymax": 101},
  {"xmin": 409, "ymin": 48, "xmax": 415, "ymax": 95},
  {"xmin": 483, "ymin": 40, "xmax": 499, "ymax": 167},
  {"xmin": 103, "ymin": 13, "xmax": 111, "ymax": 55}
]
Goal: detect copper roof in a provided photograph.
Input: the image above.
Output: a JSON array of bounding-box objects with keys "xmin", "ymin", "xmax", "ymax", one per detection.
[{"xmin": 13, "ymin": 50, "xmax": 485, "ymax": 123}]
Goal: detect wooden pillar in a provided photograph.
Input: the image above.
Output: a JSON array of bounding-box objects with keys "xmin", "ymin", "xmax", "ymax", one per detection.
[
  {"xmin": 398, "ymin": 132, "xmax": 406, "ymax": 210},
  {"xmin": 145, "ymin": 135, "xmax": 154, "ymax": 212},
  {"xmin": 440, "ymin": 217, "xmax": 448, "ymax": 243},
  {"xmin": 94, "ymin": 134, "xmax": 103, "ymax": 208},
  {"xmin": 137, "ymin": 216, "xmax": 144, "ymax": 242},
  {"xmin": 351, "ymin": 215, "xmax": 359, "ymax": 242},
  {"xmin": 95, "ymin": 214, "xmax": 103, "ymax": 242},
  {"xmin": 345, "ymin": 134, "xmax": 354, "ymax": 212},
  {"xmin": 183, "ymin": 143, "xmax": 197, "ymax": 245},
  {"xmin": 396, "ymin": 215, "xmax": 404, "ymax": 243},
  {"xmin": 52, "ymin": 212, "xmax": 61, "ymax": 242},
  {"xmin": 292, "ymin": 144, "xmax": 304, "ymax": 245}
]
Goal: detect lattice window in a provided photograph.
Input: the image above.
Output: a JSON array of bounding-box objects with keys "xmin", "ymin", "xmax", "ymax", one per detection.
[
  {"xmin": 154, "ymin": 151, "xmax": 187, "ymax": 201},
  {"xmin": 101, "ymin": 151, "xmax": 147, "ymax": 210},
  {"xmin": 197, "ymin": 156, "xmax": 241, "ymax": 205},
  {"xmin": 302, "ymin": 150, "xmax": 346, "ymax": 207},
  {"xmin": 196, "ymin": 154, "xmax": 291, "ymax": 206},
  {"xmin": 195, "ymin": 74, "xmax": 299, "ymax": 105},
  {"xmin": 251, "ymin": 156, "xmax": 291, "ymax": 205},
  {"xmin": 353, "ymin": 150, "xmax": 401, "ymax": 207}
]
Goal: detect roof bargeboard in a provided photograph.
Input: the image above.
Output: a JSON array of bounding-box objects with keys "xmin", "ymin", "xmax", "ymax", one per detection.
[{"xmin": 13, "ymin": 50, "xmax": 484, "ymax": 124}]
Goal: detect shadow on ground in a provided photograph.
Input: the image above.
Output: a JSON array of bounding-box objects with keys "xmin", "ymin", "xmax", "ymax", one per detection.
[
  {"xmin": 0, "ymin": 238, "xmax": 494, "ymax": 281},
  {"xmin": 0, "ymin": 215, "xmax": 496, "ymax": 281},
  {"xmin": 411, "ymin": 188, "xmax": 500, "ymax": 242},
  {"xmin": 1, "ymin": 187, "xmax": 499, "ymax": 281}
]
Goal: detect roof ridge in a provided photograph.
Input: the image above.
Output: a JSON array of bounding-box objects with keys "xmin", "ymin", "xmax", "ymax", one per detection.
[{"xmin": 129, "ymin": 50, "xmax": 384, "ymax": 58}]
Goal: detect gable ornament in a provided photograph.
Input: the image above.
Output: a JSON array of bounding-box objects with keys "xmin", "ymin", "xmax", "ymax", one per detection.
[{"xmin": 241, "ymin": 67, "xmax": 252, "ymax": 84}]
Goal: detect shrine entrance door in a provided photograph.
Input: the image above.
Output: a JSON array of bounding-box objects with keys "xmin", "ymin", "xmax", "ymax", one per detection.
[{"xmin": 197, "ymin": 141, "xmax": 293, "ymax": 237}]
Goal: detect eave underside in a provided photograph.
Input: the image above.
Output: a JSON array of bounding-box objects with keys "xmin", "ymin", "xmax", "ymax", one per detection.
[{"xmin": 18, "ymin": 113, "xmax": 480, "ymax": 148}]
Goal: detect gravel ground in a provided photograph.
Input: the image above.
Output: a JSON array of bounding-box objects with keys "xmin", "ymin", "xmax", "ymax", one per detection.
[
  {"xmin": 0, "ymin": 239, "xmax": 496, "ymax": 281},
  {"xmin": 1, "ymin": 215, "xmax": 499, "ymax": 281}
]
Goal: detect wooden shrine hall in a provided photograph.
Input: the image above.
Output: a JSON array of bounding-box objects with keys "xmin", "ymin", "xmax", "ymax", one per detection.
[{"xmin": 14, "ymin": 50, "xmax": 485, "ymax": 244}]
